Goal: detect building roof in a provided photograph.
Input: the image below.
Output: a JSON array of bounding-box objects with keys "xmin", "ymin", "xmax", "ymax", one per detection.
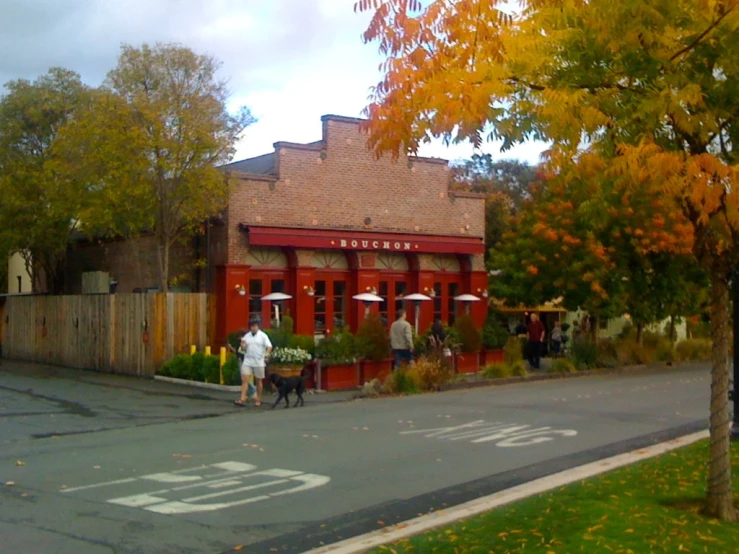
[{"xmin": 222, "ymin": 152, "xmax": 276, "ymax": 176}]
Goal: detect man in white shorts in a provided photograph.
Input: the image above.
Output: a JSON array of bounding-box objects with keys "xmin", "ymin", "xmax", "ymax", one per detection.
[{"xmin": 234, "ymin": 319, "xmax": 272, "ymax": 408}]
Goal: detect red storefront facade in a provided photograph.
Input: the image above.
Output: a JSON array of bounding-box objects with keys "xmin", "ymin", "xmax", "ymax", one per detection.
[{"xmin": 214, "ymin": 115, "xmax": 487, "ymax": 341}]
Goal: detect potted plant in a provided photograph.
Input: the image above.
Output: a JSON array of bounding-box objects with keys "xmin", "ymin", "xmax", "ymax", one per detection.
[
  {"xmin": 269, "ymin": 346, "xmax": 312, "ymax": 379},
  {"xmin": 453, "ymin": 314, "xmax": 482, "ymax": 374},
  {"xmin": 316, "ymin": 327, "xmax": 359, "ymax": 391},
  {"xmin": 355, "ymin": 314, "xmax": 392, "ymax": 382},
  {"xmin": 480, "ymin": 309, "xmax": 510, "ymax": 366}
]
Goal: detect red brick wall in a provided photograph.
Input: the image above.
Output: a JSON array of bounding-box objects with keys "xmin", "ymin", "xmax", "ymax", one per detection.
[{"xmin": 227, "ymin": 116, "xmax": 485, "ymax": 265}]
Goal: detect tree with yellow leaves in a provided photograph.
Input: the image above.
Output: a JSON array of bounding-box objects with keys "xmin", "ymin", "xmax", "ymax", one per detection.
[
  {"xmin": 356, "ymin": 0, "xmax": 739, "ymax": 520},
  {"xmin": 56, "ymin": 43, "xmax": 255, "ymax": 291}
]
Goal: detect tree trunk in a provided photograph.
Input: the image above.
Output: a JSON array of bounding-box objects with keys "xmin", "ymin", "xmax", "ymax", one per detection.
[
  {"xmin": 157, "ymin": 236, "xmax": 170, "ymax": 293},
  {"xmin": 705, "ymin": 270, "xmax": 737, "ymax": 521},
  {"xmin": 636, "ymin": 322, "xmax": 645, "ymax": 345}
]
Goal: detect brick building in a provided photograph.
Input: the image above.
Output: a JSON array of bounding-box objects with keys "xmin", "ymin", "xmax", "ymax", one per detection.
[
  {"xmin": 215, "ymin": 115, "xmax": 487, "ymax": 339},
  {"xmin": 61, "ymin": 114, "xmax": 487, "ymax": 338}
]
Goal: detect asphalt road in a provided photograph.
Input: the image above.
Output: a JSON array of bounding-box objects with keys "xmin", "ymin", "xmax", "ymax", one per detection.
[{"xmin": 0, "ymin": 361, "xmax": 710, "ymax": 554}]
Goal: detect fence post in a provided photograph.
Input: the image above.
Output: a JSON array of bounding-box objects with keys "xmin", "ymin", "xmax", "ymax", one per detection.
[
  {"xmin": 219, "ymin": 346, "xmax": 227, "ymax": 385},
  {"xmin": 205, "ymin": 346, "xmax": 211, "ymax": 356},
  {"xmin": 190, "ymin": 345, "xmax": 196, "ymax": 355}
]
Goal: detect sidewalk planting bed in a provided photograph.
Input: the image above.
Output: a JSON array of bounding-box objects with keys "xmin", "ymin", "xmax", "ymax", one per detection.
[{"xmin": 371, "ymin": 440, "xmax": 739, "ymax": 554}]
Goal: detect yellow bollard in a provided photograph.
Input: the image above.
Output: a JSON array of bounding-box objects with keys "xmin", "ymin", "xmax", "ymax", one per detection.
[
  {"xmin": 219, "ymin": 347, "xmax": 227, "ymax": 385},
  {"xmin": 190, "ymin": 345, "xmax": 196, "ymax": 355},
  {"xmin": 205, "ymin": 346, "xmax": 212, "ymax": 356}
]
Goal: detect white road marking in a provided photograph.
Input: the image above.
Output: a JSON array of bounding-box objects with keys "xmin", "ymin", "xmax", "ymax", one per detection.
[
  {"xmin": 61, "ymin": 478, "xmax": 137, "ymax": 493},
  {"xmin": 400, "ymin": 420, "xmax": 578, "ymax": 446},
  {"xmin": 141, "ymin": 473, "xmax": 203, "ymax": 483},
  {"xmin": 308, "ymin": 430, "xmax": 709, "ymax": 554},
  {"xmin": 62, "ymin": 461, "xmax": 331, "ymax": 515}
]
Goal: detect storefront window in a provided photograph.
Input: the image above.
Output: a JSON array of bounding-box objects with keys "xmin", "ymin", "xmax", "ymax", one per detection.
[
  {"xmin": 249, "ymin": 279, "xmax": 263, "ymax": 326},
  {"xmin": 333, "ymin": 280, "xmax": 347, "ymax": 330},
  {"xmin": 379, "ymin": 281, "xmax": 390, "ymax": 326},
  {"xmin": 379, "ymin": 278, "xmax": 408, "ymax": 326},
  {"xmin": 314, "ymin": 280, "xmax": 327, "ymax": 333},
  {"xmin": 395, "ymin": 281, "xmax": 407, "ymax": 318},
  {"xmin": 433, "ymin": 282, "xmax": 442, "ymax": 322},
  {"xmin": 448, "ymin": 282, "xmax": 459, "ymax": 326}
]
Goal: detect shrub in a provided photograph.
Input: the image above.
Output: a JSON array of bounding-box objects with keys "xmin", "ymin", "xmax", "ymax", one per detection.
[
  {"xmin": 503, "ymin": 336, "xmax": 525, "ymax": 365},
  {"xmin": 191, "ymin": 352, "xmax": 206, "ymax": 381},
  {"xmin": 411, "ymin": 355, "xmax": 452, "ymax": 391},
  {"xmin": 316, "ymin": 327, "xmax": 356, "ymax": 364},
  {"xmin": 676, "ymin": 338, "xmax": 712, "ymax": 361},
  {"xmin": 550, "ymin": 358, "xmax": 577, "ymax": 374},
  {"xmin": 165, "ymin": 353, "xmax": 193, "ymax": 380},
  {"xmin": 226, "ymin": 329, "xmax": 246, "ymax": 351},
  {"xmin": 157, "ymin": 353, "xmax": 225, "ymax": 383},
  {"xmin": 571, "ymin": 339, "xmax": 598, "ymax": 370},
  {"xmin": 289, "ymin": 334, "xmax": 316, "ymax": 357},
  {"xmin": 482, "ymin": 360, "xmax": 527, "ymax": 379},
  {"xmin": 617, "ymin": 339, "xmax": 655, "ymax": 366},
  {"xmin": 482, "ymin": 310, "xmax": 510, "ymax": 350},
  {"xmin": 265, "ymin": 316, "xmax": 294, "ymax": 349},
  {"xmin": 414, "ymin": 323, "xmax": 460, "ymax": 358},
  {"xmin": 510, "ymin": 360, "xmax": 528, "ymax": 377},
  {"xmin": 356, "ymin": 314, "xmax": 391, "ymax": 362},
  {"xmin": 382, "ymin": 366, "xmax": 420, "ymax": 395},
  {"xmin": 596, "ymin": 338, "xmax": 619, "ymax": 367},
  {"xmin": 202, "ymin": 355, "xmax": 221, "ymax": 383},
  {"xmin": 655, "ymin": 343, "xmax": 676, "ymax": 363},
  {"xmin": 643, "ymin": 330, "xmax": 671, "ymax": 352},
  {"xmin": 482, "ymin": 362, "xmax": 512, "ymax": 379},
  {"xmin": 453, "ymin": 314, "xmax": 482, "ymax": 353},
  {"xmin": 222, "ymin": 354, "xmax": 241, "ymax": 385}
]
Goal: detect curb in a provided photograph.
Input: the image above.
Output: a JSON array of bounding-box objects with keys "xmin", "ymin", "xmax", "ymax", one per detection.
[
  {"xmin": 439, "ymin": 362, "xmax": 687, "ymax": 392},
  {"xmin": 305, "ymin": 429, "xmax": 709, "ymax": 554},
  {"xmin": 153, "ymin": 375, "xmax": 242, "ymax": 392}
]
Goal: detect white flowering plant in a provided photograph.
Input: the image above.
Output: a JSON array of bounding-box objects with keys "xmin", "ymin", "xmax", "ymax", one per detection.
[{"xmin": 269, "ymin": 347, "xmax": 312, "ymax": 367}]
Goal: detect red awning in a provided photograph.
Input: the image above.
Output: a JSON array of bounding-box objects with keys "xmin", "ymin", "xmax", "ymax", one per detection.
[{"xmin": 241, "ymin": 225, "xmax": 485, "ymax": 255}]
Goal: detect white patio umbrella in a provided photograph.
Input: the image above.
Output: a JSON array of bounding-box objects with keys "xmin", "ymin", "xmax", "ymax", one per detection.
[
  {"xmin": 454, "ymin": 293, "xmax": 481, "ymax": 315},
  {"xmin": 403, "ymin": 293, "xmax": 432, "ymax": 334},
  {"xmin": 353, "ymin": 292, "xmax": 384, "ymax": 319},
  {"xmin": 262, "ymin": 292, "xmax": 293, "ymax": 326}
]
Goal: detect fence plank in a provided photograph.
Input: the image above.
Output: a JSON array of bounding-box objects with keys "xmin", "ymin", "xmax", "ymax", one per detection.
[{"xmin": 1, "ymin": 293, "xmax": 211, "ymax": 376}]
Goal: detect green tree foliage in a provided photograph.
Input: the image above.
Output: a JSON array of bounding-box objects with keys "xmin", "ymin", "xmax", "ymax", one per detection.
[
  {"xmin": 57, "ymin": 43, "xmax": 256, "ymax": 291},
  {"xmin": 0, "ymin": 68, "xmax": 90, "ymax": 292},
  {"xmin": 451, "ymin": 156, "xmax": 539, "ymax": 259}
]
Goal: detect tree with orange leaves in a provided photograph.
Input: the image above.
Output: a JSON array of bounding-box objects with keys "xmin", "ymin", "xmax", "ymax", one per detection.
[{"xmin": 356, "ymin": 0, "xmax": 739, "ymax": 519}]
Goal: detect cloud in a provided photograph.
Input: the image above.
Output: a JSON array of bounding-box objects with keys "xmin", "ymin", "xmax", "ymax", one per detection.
[{"xmin": 0, "ymin": 0, "xmax": 545, "ymax": 164}]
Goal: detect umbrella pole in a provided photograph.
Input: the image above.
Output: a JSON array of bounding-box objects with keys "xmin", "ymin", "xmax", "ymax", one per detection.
[{"xmin": 414, "ymin": 302, "xmax": 420, "ymax": 335}]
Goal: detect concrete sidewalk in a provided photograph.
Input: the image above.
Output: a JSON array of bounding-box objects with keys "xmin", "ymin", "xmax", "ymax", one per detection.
[{"xmin": 0, "ymin": 359, "xmax": 358, "ymax": 404}]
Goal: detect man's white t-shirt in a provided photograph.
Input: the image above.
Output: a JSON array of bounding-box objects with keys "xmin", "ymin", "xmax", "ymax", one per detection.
[{"xmin": 242, "ymin": 330, "xmax": 272, "ymax": 368}]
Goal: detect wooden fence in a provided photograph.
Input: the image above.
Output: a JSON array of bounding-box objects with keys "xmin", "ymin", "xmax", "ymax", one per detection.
[{"xmin": 0, "ymin": 293, "xmax": 216, "ymax": 376}]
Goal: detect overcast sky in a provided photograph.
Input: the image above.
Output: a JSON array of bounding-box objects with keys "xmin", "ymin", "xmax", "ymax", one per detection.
[{"xmin": 0, "ymin": 0, "xmax": 546, "ymax": 164}]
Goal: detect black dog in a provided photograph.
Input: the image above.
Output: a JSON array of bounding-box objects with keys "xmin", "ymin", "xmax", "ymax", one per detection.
[{"xmin": 268, "ymin": 371, "xmax": 306, "ymax": 409}]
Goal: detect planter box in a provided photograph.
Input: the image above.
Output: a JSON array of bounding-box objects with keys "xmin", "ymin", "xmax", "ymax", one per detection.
[
  {"xmin": 454, "ymin": 351, "xmax": 480, "ymax": 374},
  {"xmin": 320, "ymin": 362, "xmax": 359, "ymax": 391},
  {"xmin": 361, "ymin": 359, "xmax": 392, "ymax": 383},
  {"xmin": 480, "ymin": 349, "xmax": 505, "ymax": 367}
]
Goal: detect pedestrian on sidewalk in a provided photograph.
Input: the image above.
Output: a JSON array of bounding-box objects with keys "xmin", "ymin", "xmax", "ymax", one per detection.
[
  {"xmin": 390, "ymin": 309, "xmax": 414, "ymax": 369},
  {"xmin": 526, "ymin": 312, "xmax": 545, "ymax": 370},
  {"xmin": 234, "ymin": 319, "xmax": 272, "ymax": 408}
]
